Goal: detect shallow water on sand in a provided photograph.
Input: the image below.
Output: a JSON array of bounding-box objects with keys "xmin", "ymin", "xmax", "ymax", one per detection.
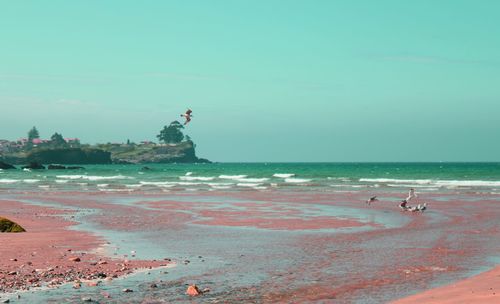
[{"xmin": 2, "ymin": 163, "xmax": 500, "ymax": 303}]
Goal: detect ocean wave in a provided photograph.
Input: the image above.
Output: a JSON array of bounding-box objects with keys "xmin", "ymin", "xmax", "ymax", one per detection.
[
  {"xmin": 360, "ymin": 178, "xmax": 500, "ymax": 187},
  {"xmin": 253, "ymin": 186, "xmax": 267, "ymax": 190},
  {"xmin": 97, "ymin": 184, "xmax": 109, "ymax": 188},
  {"xmin": 185, "ymin": 172, "xmax": 193, "ymax": 176},
  {"xmin": 210, "ymin": 185, "xmax": 233, "ymax": 189},
  {"xmin": 237, "ymin": 183, "xmax": 262, "ymax": 187},
  {"xmin": 360, "ymin": 178, "xmax": 433, "ymax": 184},
  {"xmin": 219, "ymin": 174, "xmax": 248, "ymax": 179},
  {"xmin": 56, "ymin": 175, "xmax": 133, "ymax": 181},
  {"xmin": 273, "ymin": 173, "xmax": 295, "ymax": 178},
  {"xmin": 23, "ymin": 179, "xmax": 40, "ymax": 183},
  {"xmin": 179, "ymin": 176, "xmax": 215, "ymax": 181},
  {"xmin": 55, "ymin": 179, "xmax": 69, "ymax": 184},
  {"xmin": 284, "ymin": 178, "xmax": 312, "ymax": 183},
  {"xmin": 125, "ymin": 184, "xmax": 143, "ymax": 188},
  {"xmin": 208, "ymin": 182, "xmax": 234, "ymax": 186},
  {"xmin": 236, "ymin": 177, "xmax": 269, "ymax": 183},
  {"xmin": 99, "ymin": 188, "xmax": 134, "ymax": 192},
  {"xmin": 0, "ymin": 179, "xmax": 18, "ymax": 184},
  {"xmin": 139, "ymin": 181, "xmax": 171, "ymax": 185}
]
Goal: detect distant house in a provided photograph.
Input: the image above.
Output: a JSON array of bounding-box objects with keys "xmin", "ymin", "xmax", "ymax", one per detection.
[{"xmin": 140, "ymin": 141, "xmax": 153, "ymax": 145}]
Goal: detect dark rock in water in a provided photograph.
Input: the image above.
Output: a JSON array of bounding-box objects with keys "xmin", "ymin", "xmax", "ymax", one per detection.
[
  {"xmin": 0, "ymin": 161, "xmax": 16, "ymax": 169},
  {"xmin": 66, "ymin": 166, "xmax": 85, "ymax": 170},
  {"xmin": 22, "ymin": 162, "xmax": 45, "ymax": 170},
  {"xmin": 141, "ymin": 166, "xmax": 152, "ymax": 171},
  {"xmin": 48, "ymin": 164, "xmax": 66, "ymax": 170},
  {"xmin": 0, "ymin": 217, "xmax": 26, "ymax": 233}
]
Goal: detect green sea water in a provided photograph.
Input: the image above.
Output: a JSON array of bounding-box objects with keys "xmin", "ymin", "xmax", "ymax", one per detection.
[{"xmin": 1, "ymin": 162, "xmax": 500, "ymax": 192}]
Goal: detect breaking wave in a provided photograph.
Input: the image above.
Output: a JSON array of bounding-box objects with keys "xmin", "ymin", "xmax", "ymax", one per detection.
[
  {"xmin": 360, "ymin": 178, "xmax": 500, "ymax": 187},
  {"xmin": 273, "ymin": 173, "xmax": 295, "ymax": 178}
]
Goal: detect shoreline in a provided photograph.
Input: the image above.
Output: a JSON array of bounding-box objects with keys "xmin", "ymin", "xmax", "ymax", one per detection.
[
  {"xmin": 0, "ymin": 199, "xmax": 170, "ymax": 294},
  {"xmin": 392, "ymin": 265, "xmax": 500, "ymax": 303}
]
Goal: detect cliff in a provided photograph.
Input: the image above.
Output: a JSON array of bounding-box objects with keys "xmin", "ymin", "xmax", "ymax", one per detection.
[
  {"xmin": 97, "ymin": 141, "xmax": 210, "ymax": 164},
  {"xmin": 1, "ymin": 148, "xmax": 112, "ymax": 165}
]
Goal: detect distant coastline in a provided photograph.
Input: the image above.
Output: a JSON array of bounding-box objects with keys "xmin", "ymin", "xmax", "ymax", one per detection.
[{"xmin": 0, "ymin": 123, "xmax": 209, "ymax": 166}]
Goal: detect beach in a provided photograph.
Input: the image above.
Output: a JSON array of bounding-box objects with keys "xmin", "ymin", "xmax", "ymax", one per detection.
[{"xmin": 1, "ymin": 163, "xmax": 500, "ymax": 303}]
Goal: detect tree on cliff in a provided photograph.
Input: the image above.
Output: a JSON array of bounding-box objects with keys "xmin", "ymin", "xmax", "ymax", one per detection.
[
  {"xmin": 157, "ymin": 121, "xmax": 184, "ymax": 144},
  {"xmin": 28, "ymin": 126, "xmax": 40, "ymax": 142},
  {"xmin": 50, "ymin": 132, "xmax": 67, "ymax": 148}
]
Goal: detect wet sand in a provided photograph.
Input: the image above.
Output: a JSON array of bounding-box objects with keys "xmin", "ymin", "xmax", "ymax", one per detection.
[
  {"xmin": 1, "ymin": 189, "xmax": 500, "ymax": 303},
  {"xmin": 0, "ymin": 199, "xmax": 168, "ymax": 294},
  {"xmin": 392, "ymin": 266, "xmax": 500, "ymax": 304}
]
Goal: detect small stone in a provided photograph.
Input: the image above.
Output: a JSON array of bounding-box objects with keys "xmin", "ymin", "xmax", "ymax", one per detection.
[
  {"xmin": 9, "ymin": 258, "xmax": 17, "ymax": 262},
  {"xmin": 186, "ymin": 285, "xmax": 201, "ymax": 296},
  {"xmin": 150, "ymin": 283, "xmax": 158, "ymax": 288},
  {"xmin": 7, "ymin": 271, "xmax": 17, "ymax": 275},
  {"xmin": 122, "ymin": 288, "xmax": 133, "ymax": 293},
  {"xmin": 81, "ymin": 297, "xmax": 92, "ymax": 302},
  {"xmin": 97, "ymin": 261, "xmax": 107, "ymax": 265},
  {"xmin": 2, "ymin": 299, "xmax": 10, "ymax": 303},
  {"xmin": 69, "ymin": 257, "xmax": 81, "ymax": 262}
]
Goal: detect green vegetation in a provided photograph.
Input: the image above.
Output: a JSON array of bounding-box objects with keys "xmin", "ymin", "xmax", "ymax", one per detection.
[
  {"xmin": 50, "ymin": 132, "xmax": 67, "ymax": 148},
  {"xmin": 0, "ymin": 217, "xmax": 26, "ymax": 233},
  {"xmin": 27, "ymin": 126, "xmax": 39, "ymax": 142},
  {"xmin": 0, "ymin": 123, "xmax": 209, "ymax": 164},
  {"xmin": 157, "ymin": 121, "xmax": 184, "ymax": 144}
]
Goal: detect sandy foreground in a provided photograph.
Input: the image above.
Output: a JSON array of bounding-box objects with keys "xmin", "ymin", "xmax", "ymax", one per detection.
[
  {"xmin": 0, "ymin": 199, "xmax": 168, "ymax": 294},
  {"xmin": 392, "ymin": 266, "xmax": 500, "ymax": 304},
  {"xmin": 1, "ymin": 190, "xmax": 500, "ymax": 303}
]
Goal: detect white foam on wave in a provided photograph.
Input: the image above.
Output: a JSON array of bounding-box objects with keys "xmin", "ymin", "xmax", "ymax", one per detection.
[
  {"xmin": 361, "ymin": 178, "xmax": 500, "ymax": 187},
  {"xmin": 237, "ymin": 183, "xmax": 262, "ymax": 187},
  {"xmin": 99, "ymin": 188, "xmax": 134, "ymax": 192},
  {"xmin": 179, "ymin": 176, "xmax": 215, "ymax": 181},
  {"xmin": 208, "ymin": 182, "xmax": 234, "ymax": 186},
  {"xmin": 236, "ymin": 177, "xmax": 269, "ymax": 183},
  {"xmin": 273, "ymin": 173, "xmax": 295, "ymax": 178},
  {"xmin": 0, "ymin": 179, "xmax": 18, "ymax": 184},
  {"xmin": 56, "ymin": 174, "xmax": 133, "ymax": 181},
  {"xmin": 23, "ymin": 179, "xmax": 40, "ymax": 183},
  {"xmin": 210, "ymin": 185, "xmax": 232, "ymax": 190},
  {"xmin": 177, "ymin": 181, "xmax": 203, "ymax": 186},
  {"xmin": 55, "ymin": 179, "xmax": 69, "ymax": 184},
  {"xmin": 97, "ymin": 184, "xmax": 109, "ymax": 188},
  {"xmin": 360, "ymin": 178, "xmax": 433, "ymax": 184},
  {"xmin": 125, "ymin": 184, "xmax": 143, "ymax": 188},
  {"xmin": 284, "ymin": 178, "xmax": 312, "ymax": 183},
  {"xmin": 185, "ymin": 172, "xmax": 193, "ymax": 176},
  {"xmin": 219, "ymin": 174, "xmax": 248, "ymax": 179},
  {"xmin": 139, "ymin": 181, "xmax": 172, "ymax": 186},
  {"xmin": 252, "ymin": 186, "xmax": 267, "ymax": 190}
]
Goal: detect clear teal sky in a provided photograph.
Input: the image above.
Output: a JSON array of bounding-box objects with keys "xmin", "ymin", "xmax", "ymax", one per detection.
[{"xmin": 1, "ymin": 1, "xmax": 499, "ymax": 162}]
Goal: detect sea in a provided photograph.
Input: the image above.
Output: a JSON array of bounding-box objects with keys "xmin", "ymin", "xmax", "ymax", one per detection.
[{"xmin": 1, "ymin": 162, "xmax": 500, "ymax": 193}]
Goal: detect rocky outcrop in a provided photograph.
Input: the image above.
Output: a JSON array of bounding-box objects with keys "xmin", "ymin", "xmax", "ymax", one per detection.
[
  {"xmin": 0, "ymin": 161, "xmax": 16, "ymax": 169},
  {"xmin": 47, "ymin": 164, "xmax": 85, "ymax": 170},
  {"xmin": 0, "ymin": 217, "xmax": 26, "ymax": 233},
  {"xmin": 105, "ymin": 141, "xmax": 210, "ymax": 164},
  {"xmin": 22, "ymin": 162, "xmax": 45, "ymax": 170},
  {"xmin": 27, "ymin": 148, "xmax": 111, "ymax": 164}
]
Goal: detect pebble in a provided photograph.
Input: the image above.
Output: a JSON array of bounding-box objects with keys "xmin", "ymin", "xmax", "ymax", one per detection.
[
  {"xmin": 122, "ymin": 288, "xmax": 133, "ymax": 292},
  {"xmin": 81, "ymin": 297, "xmax": 92, "ymax": 302}
]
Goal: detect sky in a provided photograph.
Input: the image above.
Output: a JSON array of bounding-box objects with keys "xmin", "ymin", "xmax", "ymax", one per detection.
[{"xmin": 1, "ymin": 0, "xmax": 499, "ymax": 162}]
